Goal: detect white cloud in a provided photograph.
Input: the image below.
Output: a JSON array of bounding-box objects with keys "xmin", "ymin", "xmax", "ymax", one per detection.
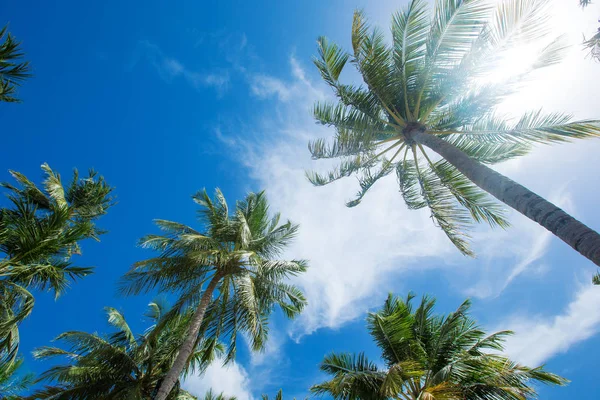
[
  {"xmin": 499, "ymin": 283, "xmax": 600, "ymax": 366},
  {"xmin": 183, "ymin": 362, "xmax": 253, "ymax": 400}
]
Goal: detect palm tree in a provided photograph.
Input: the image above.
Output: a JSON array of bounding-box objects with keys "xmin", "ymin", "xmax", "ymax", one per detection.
[
  {"xmin": 0, "ymin": 163, "xmax": 113, "ymax": 358},
  {"xmin": 30, "ymin": 300, "xmax": 221, "ymax": 400},
  {"xmin": 312, "ymin": 293, "xmax": 567, "ymax": 400},
  {"xmin": 0, "ymin": 355, "xmax": 34, "ymax": 400},
  {"xmin": 0, "ymin": 25, "xmax": 31, "ymax": 103},
  {"xmin": 307, "ymin": 0, "xmax": 600, "ymax": 281},
  {"xmin": 121, "ymin": 189, "xmax": 308, "ymax": 400}
]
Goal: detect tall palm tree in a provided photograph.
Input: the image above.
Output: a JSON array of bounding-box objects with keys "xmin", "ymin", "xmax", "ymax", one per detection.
[
  {"xmin": 30, "ymin": 300, "xmax": 221, "ymax": 400},
  {"xmin": 0, "ymin": 25, "xmax": 31, "ymax": 103},
  {"xmin": 121, "ymin": 189, "xmax": 308, "ymax": 400},
  {"xmin": 0, "ymin": 355, "xmax": 34, "ymax": 400},
  {"xmin": 0, "ymin": 163, "xmax": 113, "ymax": 358},
  {"xmin": 312, "ymin": 293, "xmax": 567, "ymax": 400},
  {"xmin": 307, "ymin": 0, "xmax": 600, "ymax": 281}
]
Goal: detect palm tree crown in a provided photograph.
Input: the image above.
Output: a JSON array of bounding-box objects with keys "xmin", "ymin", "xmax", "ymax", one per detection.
[
  {"xmin": 307, "ymin": 0, "xmax": 600, "ymax": 259},
  {"xmin": 0, "ymin": 163, "xmax": 113, "ymax": 359},
  {"xmin": 312, "ymin": 293, "xmax": 567, "ymax": 400},
  {"xmin": 121, "ymin": 189, "xmax": 307, "ymax": 399},
  {"xmin": 30, "ymin": 300, "xmax": 220, "ymax": 400}
]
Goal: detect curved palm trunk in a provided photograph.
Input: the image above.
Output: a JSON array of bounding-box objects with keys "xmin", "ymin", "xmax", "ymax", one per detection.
[
  {"xmin": 412, "ymin": 130, "xmax": 600, "ymax": 267},
  {"xmin": 154, "ymin": 273, "xmax": 222, "ymax": 400}
]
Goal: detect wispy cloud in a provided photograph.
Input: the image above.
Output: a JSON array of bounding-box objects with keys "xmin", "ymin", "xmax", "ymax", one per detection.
[
  {"xmin": 250, "ymin": 75, "xmax": 292, "ymax": 101},
  {"xmin": 499, "ymin": 282, "xmax": 600, "ymax": 366},
  {"xmin": 463, "ymin": 191, "xmax": 575, "ymax": 299},
  {"xmin": 248, "ymin": 55, "xmax": 325, "ymax": 104},
  {"xmin": 132, "ymin": 41, "xmax": 230, "ymax": 94}
]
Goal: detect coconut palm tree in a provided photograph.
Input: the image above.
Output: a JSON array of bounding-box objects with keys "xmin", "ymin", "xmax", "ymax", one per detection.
[
  {"xmin": 121, "ymin": 189, "xmax": 308, "ymax": 400},
  {"xmin": 0, "ymin": 163, "xmax": 113, "ymax": 358},
  {"xmin": 307, "ymin": 0, "xmax": 600, "ymax": 281},
  {"xmin": 0, "ymin": 25, "xmax": 31, "ymax": 103},
  {"xmin": 0, "ymin": 355, "xmax": 34, "ymax": 400},
  {"xmin": 30, "ymin": 300, "xmax": 221, "ymax": 400},
  {"xmin": 312, "ymin": 293, "xmax": 567, "ymax": 400}
]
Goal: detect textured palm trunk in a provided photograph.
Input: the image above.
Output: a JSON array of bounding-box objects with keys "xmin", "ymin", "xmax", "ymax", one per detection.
[
  {"xmin": 412, "ymin": 130, "xmax": 600, "ymax": 267},
  {"xmin": 154, "ymin": 273, "xmax": 222, "ymax": 400}
]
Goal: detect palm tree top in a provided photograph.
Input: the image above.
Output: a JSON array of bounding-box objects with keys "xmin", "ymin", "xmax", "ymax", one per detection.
[
  {"xmin": 307, "ymin": 0, "xmax": 600, "ymax": 256},
  {"xmin": 312, "ymin": 293, "xmax": 568, "ymax": 400},
  {"xmin": 30, "ymin": 300, "xmax": 222, "ymax": 399},
  {"xmin": 121, "ymin": 188, "xmax": 307, "ymax": 363}
]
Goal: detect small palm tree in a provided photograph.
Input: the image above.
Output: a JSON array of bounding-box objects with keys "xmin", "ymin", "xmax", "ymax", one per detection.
[
  {"xmin": 201, "ymin": 388, "xmax": 294, "ymax": 400},
  {"xmin": 0, "ymin": 355, "xmax": 34, "ymax": 400},
  {"xmin": 121, "ymin": 189, "xmax": 308, "ymax": 400},
  {"xmin": 0, "ymin": 163, "xmax": 113, "ymax": 358},
  {"xmin": 307, "ymin": 0, "xmax": 600, "ymax": 280},
  {"xmin": 0, "ymin": 25, "xmax": 31, "ymax": 103},
  {"xmin": 200, "ymin": 389, "xmax": 237, "ymax": 400},
  {"xmin": 30, "ymin": 300, "xmax": 220, "ymax": 400},
  {"xmin": 312, "ymin": 293, "xmax": 567, "ymax": 400}
]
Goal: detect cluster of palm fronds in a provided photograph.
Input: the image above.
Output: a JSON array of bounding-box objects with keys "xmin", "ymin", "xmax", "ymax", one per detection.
[
  {"xmin": 580, "ymin": 0, "xmax": 600, "ymax": 61},
  {"xmin": 0, "ymin": 164, "xmax": 113, "ymax": 361},
  {"xmin": 312, "ymin": 294, "xmax": 567, "ymax": 400}
]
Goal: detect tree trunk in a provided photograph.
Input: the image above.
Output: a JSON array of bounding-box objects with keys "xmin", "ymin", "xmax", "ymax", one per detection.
[
  {"xmin": 412, "ymin": 130, "xmax": 600, "ymax": 267},
  {"xmin": 154, "ymin": 272, "xmax": 222, "ymax": 400}
]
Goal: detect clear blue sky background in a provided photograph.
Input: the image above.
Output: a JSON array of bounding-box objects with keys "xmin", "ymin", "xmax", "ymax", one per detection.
[{"xmin": 3, "ymin": 0, "xmax": 600, "ymax": 398}]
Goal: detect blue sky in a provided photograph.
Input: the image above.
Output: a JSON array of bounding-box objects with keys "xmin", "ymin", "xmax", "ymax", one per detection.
[{"xmin": 3, "ymin": 0, "xmax": 600, "ymax": 398}]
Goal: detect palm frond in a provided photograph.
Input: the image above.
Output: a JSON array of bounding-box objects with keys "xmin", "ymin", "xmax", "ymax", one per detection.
[
  {"xmin": 0, "ymin": 25, "xmax": 31, "ymax": 103},
  {"xmin": 461, "ymin": 111, "xmax": 600, "ymax": 144}
]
